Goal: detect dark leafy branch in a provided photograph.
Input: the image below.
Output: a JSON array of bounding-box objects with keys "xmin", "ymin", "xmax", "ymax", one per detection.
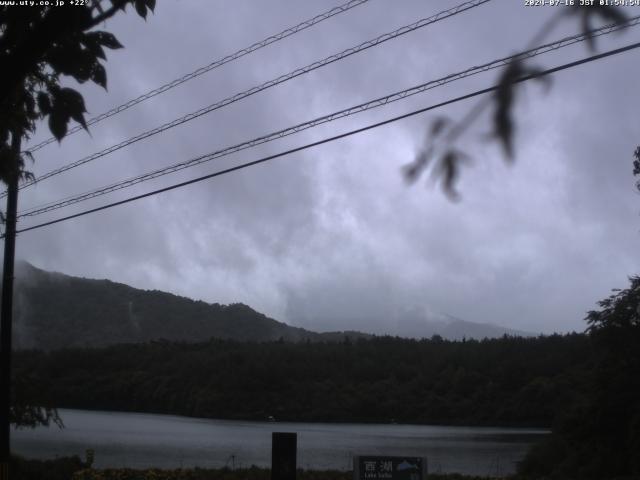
[
  {"xmin": 0, "ymin": 0, "xmax": 155, "ymax": 185},
  {"xmin": 586, "ymin": 275, "xmax": 640, "ymax": 332},
  {"xmin": 11, "ymin": 373, "xmax": 62, "ymax": 430},
  {"xmin": 406, "ymin": 5, "xmax": 629, "ymax": 199}
]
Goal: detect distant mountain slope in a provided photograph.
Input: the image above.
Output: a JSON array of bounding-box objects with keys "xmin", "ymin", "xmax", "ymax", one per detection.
[
  {"xmin": 392, "ymin": 314, "xmax": 536, "ymax": 340},
  {"xmin": 391, "ymin": 307, "xmax": 533, "ymax": 340},
  {"xmin": 13, "ymin": 261, "xmax": 366, "ymax": 350},
  {"xmin": 12, "ymin": 261, "xmax": 530, "ymax": 350}
]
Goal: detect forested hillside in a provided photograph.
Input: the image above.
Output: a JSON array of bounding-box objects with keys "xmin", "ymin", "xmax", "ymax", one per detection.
[
  {"xmin": 14, "ymin": 334, "xmax": 591, "ymax": 427},
  {"xmin": 12, "ymin": 261, "xmax": 367, "ymax": 349}
]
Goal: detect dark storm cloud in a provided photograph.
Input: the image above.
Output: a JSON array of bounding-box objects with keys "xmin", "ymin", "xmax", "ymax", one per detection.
[{"xmin": 15, "ymin": 1, "xmax": 640, "ymax": 334}]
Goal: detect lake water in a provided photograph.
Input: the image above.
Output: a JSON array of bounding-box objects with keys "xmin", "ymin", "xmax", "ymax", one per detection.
[{"xmin": 13, "ymin": 409, "xmax": 547, "ymax": 477}]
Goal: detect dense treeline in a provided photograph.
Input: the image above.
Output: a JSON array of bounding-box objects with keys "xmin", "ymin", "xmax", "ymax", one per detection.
[
  {"xmin": 519, "ymin": 276, "xmax": 640, "ymax": 479},
  {"xmin": 14, "ymin": 334, "xmax": 591, "ymax": 427}
]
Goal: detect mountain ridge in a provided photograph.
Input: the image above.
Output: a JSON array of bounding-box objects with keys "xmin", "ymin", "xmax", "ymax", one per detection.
[{"xmin": 12, "ymin": 261, "xmax": 532, "ymax": 350}]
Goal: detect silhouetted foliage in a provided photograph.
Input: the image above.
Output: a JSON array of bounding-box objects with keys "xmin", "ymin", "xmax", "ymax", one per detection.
[
  {"xmin": 69, "ymin": 466, "xmax": 488, "ymax": 480},
  {"xmin": 490, "ymin": 59, "xmax": 549, "ymax": 161},
  {"xmin": 574, "ymin": 4, "xmax": 628, "ymax": 51},
  {"xmin": 519, "ymin": 276, "xmax": 640, "ymax": 479},
  {"xmin": 405, "ymin": 5, "xmax": 629, "ymax": 198},
  {"xmin": 14, "ymin": 334, "xmax": 592, "ymax": 428},
  {"xmin": 0, "ymin": 0, "xmax": 155, "ymax": 184},
  {"xmin": 11, "ymin": 455, "xmax": 86, "ymax": 480},
  {"xmin": 10, "ymin": 368, "xmax": 61, "ymax": 430},
  {"xmin": 0, "ymin": 0, "xmax": 155, "ymax": 428}
]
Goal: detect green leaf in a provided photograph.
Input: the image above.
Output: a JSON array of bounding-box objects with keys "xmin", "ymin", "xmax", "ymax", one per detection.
[
  {"xmin": 36, "ymin": 92, "xmax": 51, "ymax": 114},
  {"xmin": 46, "ymin": 46, "xmax": 97, "ymax": 83},
  {"xmin": 20, "ymin": 170, "xmax": 35, "ymax": 183},
  {"xmin": 404, "ymin": 145, "xmax": 434, "ymax": 184},
  {"xmin": 81, "ymin": 32, "xmax": 107, "ymax": 60},
  {"xmin": 438, "ymin": 149, "xmax": 469, "ymax": 201},
  {"xmin": 60, "ymin": 88, "xmax": 87, "ymax": 130},
  {"xmin": 94, "ymin": 31, "xmax": 124, "ymax": 50},
  {"xmin": 430, "ymin": 116, "xmax": 450, "ymax": 137},
  {"xmin": 22, "ymin": 151, "xmax": 35, "ymax": 164},
  {"xmin": 134, "ymin": 0, "xmax": 148, "ymax": 18},
  {"xmin": 48, "ymin": 111, "xmax": 68, "ymax": 141},
  {"xmin": 492, "ymin": 62, "xmax": 519, "ymax": 159},
  {"xmin": 91, "ymin": 64, "xmax": 107, "ymax": 89},
  {"xmin": 403, "ymin": 161, "xmax": 422, "ymax": 184},
  {"xmin": 51, "ymin": 88, "xmax": 88, "ymax": 132},
  {"xmin": 491, "ymin": 59, "xmax": 550, "ymax": 160}
]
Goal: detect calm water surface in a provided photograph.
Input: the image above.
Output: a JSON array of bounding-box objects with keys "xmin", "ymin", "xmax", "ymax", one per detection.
[{"xmin": 14, "ymin": 409, "xmax": 547, "ymax": 476}]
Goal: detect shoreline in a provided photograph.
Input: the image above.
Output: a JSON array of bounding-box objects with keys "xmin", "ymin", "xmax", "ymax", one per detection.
[{"xmin": 49, "ymin": 407, "xmax": 553, "ymax": 431}]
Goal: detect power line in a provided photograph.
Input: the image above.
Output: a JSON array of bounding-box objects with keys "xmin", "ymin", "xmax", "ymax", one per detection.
[
  {"xmin": 18, "ymin": 17, "xmax": 640, "ymax": 219},
  {"xmin": 10, "ymin": 0, "xmax": 491, "ymax": 196},
  {"xmin": 24, "ymin": 0, "xmax": 372, "ymax": 154},
  {"xmin": 12, "ymin": 40, "xmax": 640, "ymax": 237}
]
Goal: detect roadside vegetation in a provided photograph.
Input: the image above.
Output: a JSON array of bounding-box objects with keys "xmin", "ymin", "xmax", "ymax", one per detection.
[{"xmin": 9, "ymin": 458, "xmax": 517, "ymax": 480}]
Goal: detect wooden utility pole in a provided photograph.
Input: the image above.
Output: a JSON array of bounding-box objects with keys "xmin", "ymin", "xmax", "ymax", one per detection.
[{"xmin": 0, "ymin": 131, "xmax": 21, "ymax": 480}]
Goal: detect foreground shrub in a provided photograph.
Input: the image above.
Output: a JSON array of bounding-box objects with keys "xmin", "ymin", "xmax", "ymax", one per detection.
[
  {"xmin": 72, "ymin": 467, "xmax": 498, "ymax": 480},
  {"xmin": 11, "ymin": 455, "xmax": 87, "ymax": 480}
]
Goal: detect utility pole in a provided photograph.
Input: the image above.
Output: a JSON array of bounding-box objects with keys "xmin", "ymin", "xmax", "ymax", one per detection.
[{"xmin": 0, "ymin": 131, "xmax": 20, "ymax": 480}]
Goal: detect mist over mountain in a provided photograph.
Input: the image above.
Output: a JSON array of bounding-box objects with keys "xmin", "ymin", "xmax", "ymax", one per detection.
[
  {"xmin": 12, "ymin": 261, "xmax": 531, "ymax": 350},
  {"xmin": 388, "ymin": 305, "xmax": 533, "ymax": 340},
  {"xmin": 294, "ymin": 303, "xmax": 534, "ymax": 341}
]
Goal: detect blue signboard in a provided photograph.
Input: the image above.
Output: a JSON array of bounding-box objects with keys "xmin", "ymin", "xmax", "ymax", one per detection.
[{"xmin": 354, "ymin": 456, "xmax": 427, "ymax": 480}]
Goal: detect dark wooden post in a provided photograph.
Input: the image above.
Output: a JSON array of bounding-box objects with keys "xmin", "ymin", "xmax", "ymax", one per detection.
[
  {"xmin": 271, "ymin": 432, "xmax": 297, "ymax": 480},
  {"xmin": 0, "ymin": 131, "xmax": 20, "ymax": 480}
]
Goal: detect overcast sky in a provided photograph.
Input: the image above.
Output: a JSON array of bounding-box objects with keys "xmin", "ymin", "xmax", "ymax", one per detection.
[{"xmin": 14, "ymin": 0, "xmax": 640, "ymax": 335}]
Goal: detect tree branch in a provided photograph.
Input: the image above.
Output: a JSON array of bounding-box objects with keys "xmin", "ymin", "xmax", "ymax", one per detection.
[
  {"xmin": 87, "ymin": 0, "xmax": 129, "ymax": 29},
  {"xmin": 0, "ymin": 0, "xmax": 132, "ymax": 110}
]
